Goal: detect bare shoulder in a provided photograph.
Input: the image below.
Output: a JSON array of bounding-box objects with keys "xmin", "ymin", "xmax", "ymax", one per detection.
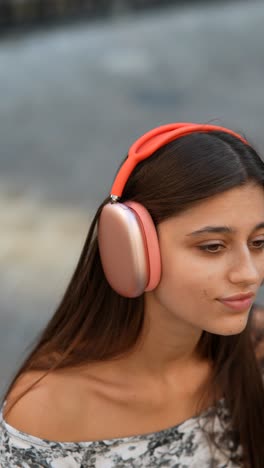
[{"xmin": 3, "ymin": 369, "xmax": 84, "ymax": 440}]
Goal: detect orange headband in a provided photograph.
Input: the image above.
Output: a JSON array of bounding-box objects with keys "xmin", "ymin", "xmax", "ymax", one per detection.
[{"xmin": 110, "ymin": 122, "xmax": 248, "ymax": 198}]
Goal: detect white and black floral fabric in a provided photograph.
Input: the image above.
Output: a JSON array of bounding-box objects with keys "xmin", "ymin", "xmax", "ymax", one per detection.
[{"xmin": 0, "ymin": 398, "xmax": 244, "ymax": 467}]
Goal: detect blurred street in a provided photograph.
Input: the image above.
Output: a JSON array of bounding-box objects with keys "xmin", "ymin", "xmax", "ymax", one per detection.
[{"xmin": 1, "ymin": 0, "xmax": 264, "ymax": 393}]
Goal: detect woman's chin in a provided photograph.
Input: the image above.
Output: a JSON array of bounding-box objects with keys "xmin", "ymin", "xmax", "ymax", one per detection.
[{"xmin": 206, "ymin": 314, "xmax": 249, "ymax": 336}]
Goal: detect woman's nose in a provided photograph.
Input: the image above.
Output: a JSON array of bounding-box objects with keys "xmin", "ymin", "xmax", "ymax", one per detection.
[{"xmin": 228, "ymin": 250, "xmax": 260, "ymax": 286}]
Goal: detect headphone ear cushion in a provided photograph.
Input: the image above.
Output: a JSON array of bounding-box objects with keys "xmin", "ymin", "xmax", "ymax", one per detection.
[{"xmin": 124, "ymin": 201, "xmax": 161, "ymax": 291}]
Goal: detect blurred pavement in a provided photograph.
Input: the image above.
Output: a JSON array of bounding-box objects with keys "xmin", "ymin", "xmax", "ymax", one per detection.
[{"xmin": 1, "ymin": 0, "xmax": 264, "ymax": 393}]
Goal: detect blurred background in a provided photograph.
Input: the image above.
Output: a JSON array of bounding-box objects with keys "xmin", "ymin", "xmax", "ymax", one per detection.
[{"xmin": 1, "ymin": 0, "xmax": 264, "ymax": 395}]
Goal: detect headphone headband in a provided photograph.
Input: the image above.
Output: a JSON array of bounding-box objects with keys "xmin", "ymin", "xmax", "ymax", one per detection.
[{"xmin": 110, "ymin": 122, "xmax": 248, "ymax": 198}]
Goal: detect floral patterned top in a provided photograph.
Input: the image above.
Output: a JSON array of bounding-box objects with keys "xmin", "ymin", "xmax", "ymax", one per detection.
[{"xmin": 0, "ymin": 398, "xmax": 243, "ymax": 467}]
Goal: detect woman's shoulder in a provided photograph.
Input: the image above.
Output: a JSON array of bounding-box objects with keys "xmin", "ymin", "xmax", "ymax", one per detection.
[
  {"xmin": 0, "ymin": 372, "xmax": 87, "ymax": 467},
  {"xmin": 2, "ymin": 363, "xmax": 122, "ymax": 443},
  {"xmin": 3, "ymin": 371, "xmax": 59, "ymax": 436},
  {"xmin": 2, "ymin": 368, "xmax": 88, "ymax": 442}
]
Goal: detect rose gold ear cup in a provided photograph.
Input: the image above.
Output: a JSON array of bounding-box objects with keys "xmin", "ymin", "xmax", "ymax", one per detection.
[
  {"xmin": 98, "ymin": 202, "xmax": 161, "ymax": 297},
  {"xmin": 98, "ymin": 203, "xmax": 150, "ymax": 297}
]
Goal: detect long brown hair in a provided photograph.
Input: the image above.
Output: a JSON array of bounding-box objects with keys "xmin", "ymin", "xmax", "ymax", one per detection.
[{"xmin": 2, "ymin": 131, "xmax": 264, "ymax": 467}]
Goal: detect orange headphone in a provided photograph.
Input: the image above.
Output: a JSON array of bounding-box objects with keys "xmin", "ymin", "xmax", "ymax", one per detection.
[{"xmin": 98, "ymin": 123, "xmax": 248, "ymax": 298}]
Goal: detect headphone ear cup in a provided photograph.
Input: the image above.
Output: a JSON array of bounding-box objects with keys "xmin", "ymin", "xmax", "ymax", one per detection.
[
  {"xmin": 98, "ymin": 202, "xmax": 161, "ymax": 297},
  {"xmin": 124, "ymin": 201, "xmax": 161, "ymax": 292}
]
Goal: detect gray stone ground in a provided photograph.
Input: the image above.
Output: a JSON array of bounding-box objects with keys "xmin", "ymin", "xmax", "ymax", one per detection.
[{"xmin": 1, "ymin": 0, "xmax": 264, "ymax": 395}]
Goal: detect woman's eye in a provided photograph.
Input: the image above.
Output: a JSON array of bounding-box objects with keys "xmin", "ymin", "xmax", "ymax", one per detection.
[
  {"xmin": 198, "ymin": 240, "xmax": 264, "ymax": 253},
  {"xmin": 251, "ymin": 240, "xmax": 264, "ymax": 249},
  {"xmin": 198, "ymin": 244, "xmax": 224, "ymax": 253}
]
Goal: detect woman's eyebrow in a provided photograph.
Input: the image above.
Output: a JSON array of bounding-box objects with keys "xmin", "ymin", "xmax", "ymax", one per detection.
[{"xmin": 186, "ymin": 222, "xmax": 264, "ymax": 237}]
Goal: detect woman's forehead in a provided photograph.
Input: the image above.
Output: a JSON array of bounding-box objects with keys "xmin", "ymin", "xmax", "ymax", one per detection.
[{"xmin": 160, "ymin": 184, "xmax": 264, "ymax": 235}]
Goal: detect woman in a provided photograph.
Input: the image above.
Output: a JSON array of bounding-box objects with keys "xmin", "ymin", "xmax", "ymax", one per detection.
[{"xmin": 1, "ymin": 122, "xmax": 264, "ymax": 467}]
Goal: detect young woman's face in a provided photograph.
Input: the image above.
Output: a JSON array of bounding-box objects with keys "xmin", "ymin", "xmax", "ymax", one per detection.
[{"xmin": 152, "ymin": 182, "xmax": 264, "ymax": 335}]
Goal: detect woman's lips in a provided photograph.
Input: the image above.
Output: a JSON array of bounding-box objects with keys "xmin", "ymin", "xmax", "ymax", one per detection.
[{"xmin": 218, "ymin": 297, "xmax": 254, "ymax": 311}]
